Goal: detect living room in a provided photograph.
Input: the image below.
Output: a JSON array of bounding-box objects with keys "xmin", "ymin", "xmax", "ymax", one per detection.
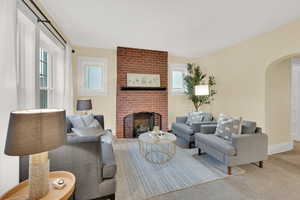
[{"xmin": 1, "ymin": 0, "xmax": 300, "ymax": 200}]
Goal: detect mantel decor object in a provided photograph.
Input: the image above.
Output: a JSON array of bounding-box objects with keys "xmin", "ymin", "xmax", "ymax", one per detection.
[
  {"xmin": 4, "ymin": 109, "xmax": 66, "ymax": 200},
  {"xmin": 127, "ymin": 73, "xmax": 160, "ymax": 87}
]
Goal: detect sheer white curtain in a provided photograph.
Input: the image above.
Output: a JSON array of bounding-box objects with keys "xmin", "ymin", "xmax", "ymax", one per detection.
[
  {"xmin": 54, "ymin": 45, "xmax": 74, "ymax": 115},
  {"xmin": 16, "ymin": 10, "xmax": 37, "ymax": 109},
  {"xmin": 0, "ymin": 0, "xmax": 19, "ymax": 194},
  {"xmin": 40, "ymin": 31, "xmax": 74, "ymax": 114},
  {"xmin": 64, "ymin": 45, "xmax": 74, "ymax": 115}
]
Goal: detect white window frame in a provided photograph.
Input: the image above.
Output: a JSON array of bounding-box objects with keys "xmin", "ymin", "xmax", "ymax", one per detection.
[
  {"xmin": 78, "ymin": 56, "xmax": 108, "ymax": 96},
  {"xmin": 169, "ymin": 63, "xmax": 187, "ymax": 95},
  {"xmin": 39, "ymin": 43, "xmax": 54, "ymax": 108}
]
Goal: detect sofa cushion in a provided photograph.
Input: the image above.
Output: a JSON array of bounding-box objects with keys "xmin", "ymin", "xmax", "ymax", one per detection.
[
  {"xmin": 72, "ymin": 127, "xmax": 106, "ymax": 137},
  {"xmin": 172, "ymin": 122, "xmax": 194, "ymax": 135},
  {"xmin": 241, "ymin": 121, "xmax": 257, "ymax": 134},
  {"xmin": 195, "ymin": 133, "xmax": 236, "ymax": 156},
  {"xmin": 102, "ymin": 142, "xmax": 117, "ymax": 179}
]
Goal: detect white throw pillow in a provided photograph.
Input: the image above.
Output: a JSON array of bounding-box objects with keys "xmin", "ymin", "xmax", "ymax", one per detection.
[
  {"xmin": 88, "ymin": 119, "xmax": 101, "ymax": 128},
  {"xmin": 68, "ymin": 115, "xmax": 86, "ymax": 128},
  {"xmin": 81, "ymin": 114, "xmax": 95, "ymax": 126},
  {"xmin": 81, "ymin": 114, "xmax": 102, "ymax": 129}
]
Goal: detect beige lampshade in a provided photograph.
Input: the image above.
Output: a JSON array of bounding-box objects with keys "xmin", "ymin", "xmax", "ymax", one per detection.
[
  {"xmin": 5, "ymin": 109, "xmax": 66, "ymax": 156},
  {"xmin": 195, "ymin": 85, "xmax": 209, "ymax": 96}
]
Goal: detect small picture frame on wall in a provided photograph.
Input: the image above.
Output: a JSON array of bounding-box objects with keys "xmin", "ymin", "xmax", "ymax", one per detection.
[{"xmin": 127, "ymin": 73, "xmax": 160, "ymax": 87}]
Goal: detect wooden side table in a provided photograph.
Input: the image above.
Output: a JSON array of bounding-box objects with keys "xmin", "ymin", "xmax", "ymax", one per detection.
[{"xmin": 0, "ymin": 171, "xmax": 76, "ymax": 200}]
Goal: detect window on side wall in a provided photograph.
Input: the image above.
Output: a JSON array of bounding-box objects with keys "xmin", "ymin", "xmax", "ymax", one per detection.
[
  {"xmin": 170, "ymin": 64, "xmax": 187, "ymax": 95},
  {"xmin": 78, "ymin": 57, "xmax": 107, "ymax": 96}
]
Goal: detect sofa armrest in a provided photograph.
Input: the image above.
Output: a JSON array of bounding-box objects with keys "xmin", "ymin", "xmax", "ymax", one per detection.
[
  {"xmin": 232, "ymin": 133, "xmax": 268, "ymax": 159},
  {"xmin": 176, "ymin": 116, "xmax": 187, "ymax": 123},
  {"xmin": 67, "ymin": 135, "xmax": 101, "ymax": 144},
  {"xmin": 200, "ymin": 124, "xmax": 217, "ymax": 134}
]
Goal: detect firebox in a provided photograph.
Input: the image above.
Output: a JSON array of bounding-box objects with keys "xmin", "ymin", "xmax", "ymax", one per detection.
[{"xmin": 123, "ymin": 112, "xmax": 162, "ymax": 138}]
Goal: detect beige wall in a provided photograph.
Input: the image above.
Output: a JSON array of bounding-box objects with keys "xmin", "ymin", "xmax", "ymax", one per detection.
[
  {"xmin": 191, "ymin": 18, "xmax": 300, "ymax": 146},
  {"xmin": 72, "ymin": 17, "xmax": 300, "ymax": 146},
  {"xmin": 72, "ymin": 46, "xmax": 193, "ymax": 132},
  {"xmin": 266, "ymin": 59, "xmax": 291, "ymax": 145},
  {"xmin": 168, "ymin": 56, "xmax": 194, "ymax": 128},
  {"xmin": 72, "ymin": 46, "xmax": 117, "ymax": 133}
]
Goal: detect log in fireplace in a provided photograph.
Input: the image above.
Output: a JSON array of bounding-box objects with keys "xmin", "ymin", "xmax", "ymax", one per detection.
[{"xmin": 123, "ymin": 112, "xmax": 162, "ymax": 138}]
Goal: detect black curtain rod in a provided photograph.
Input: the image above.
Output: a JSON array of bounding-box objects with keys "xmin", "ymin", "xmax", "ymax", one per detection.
[{"xmin": 21, "ymin": 0, "xmax": 69, "ymax": 49}]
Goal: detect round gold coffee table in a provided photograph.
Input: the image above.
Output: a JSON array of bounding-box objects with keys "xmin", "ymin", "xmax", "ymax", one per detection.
[{"xmin": 138, "ymin": 132, "xmax": 176, "ymax": 164}]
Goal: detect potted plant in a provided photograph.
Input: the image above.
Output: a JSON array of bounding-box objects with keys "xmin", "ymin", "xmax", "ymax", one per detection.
[{"xmin": 184, "ymin": 63, "xmax": 216, "ymax": 111}]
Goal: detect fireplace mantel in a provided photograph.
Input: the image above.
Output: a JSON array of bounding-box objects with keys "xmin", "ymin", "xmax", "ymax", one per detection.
[{"xmin": 120, "ymin": 87, "xmax": 167, "ymax": 91}]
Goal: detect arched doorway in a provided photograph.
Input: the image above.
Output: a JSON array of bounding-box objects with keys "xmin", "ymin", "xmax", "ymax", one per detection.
[{"xmin": 266, "ymin": 54, "xmax": 300, "ymax": 152}]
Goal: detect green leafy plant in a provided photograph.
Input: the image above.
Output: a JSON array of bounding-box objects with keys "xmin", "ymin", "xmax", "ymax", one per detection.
[{"xmin": 184, "ymin": 63, "xmax": 217, "ymax": 111}]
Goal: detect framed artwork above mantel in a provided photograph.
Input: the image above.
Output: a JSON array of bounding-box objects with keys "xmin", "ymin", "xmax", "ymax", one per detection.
[{"xmin": 127, "ymin": 73, "xmax": 160, "ymax": 87}]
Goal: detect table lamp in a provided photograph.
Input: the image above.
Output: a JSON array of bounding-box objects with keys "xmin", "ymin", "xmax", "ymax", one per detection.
[
  {"xmin": 77, "ymin": 99, "xmax": 92, "ymax": 114},
  {"xmin": 195, "ymin": 85, "xmax": 209, "ymax": 96},
  {"xmin": 4, "ymin": 109, "xmax": 66, "ymax": 200}
]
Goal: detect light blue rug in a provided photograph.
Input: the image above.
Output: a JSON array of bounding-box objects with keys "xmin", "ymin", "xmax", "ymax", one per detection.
[{"xmin": 114, "ymin": 139, "xmax": 244, "ymax": 200}]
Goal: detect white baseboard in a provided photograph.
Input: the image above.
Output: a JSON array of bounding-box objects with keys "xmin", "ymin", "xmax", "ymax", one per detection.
[
  {"xmin": 268, "ymin": 142, "xmax": 294, "ymax": 155},
  {"xmin": 291, "ymin": 132, "xmax": 300, "ymax": 141}
]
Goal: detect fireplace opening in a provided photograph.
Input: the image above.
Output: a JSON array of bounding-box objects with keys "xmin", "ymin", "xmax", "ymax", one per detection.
[{"xmin": 123, "ymin": 112, "xmax": 162, "ymax": 138}]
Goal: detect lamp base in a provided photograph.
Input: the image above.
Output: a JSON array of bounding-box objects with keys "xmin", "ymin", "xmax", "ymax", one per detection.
[{"xmin": 29, "ymin": 152, "xmax": 49, "ymax": 200}]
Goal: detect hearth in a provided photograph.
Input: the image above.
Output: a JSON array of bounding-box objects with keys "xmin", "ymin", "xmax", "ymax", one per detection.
[{"xmin": 123, "ymin": 112, "xmax": 162, "ymax": 138}]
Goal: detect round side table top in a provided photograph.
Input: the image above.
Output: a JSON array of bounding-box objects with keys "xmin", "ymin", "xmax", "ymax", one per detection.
[
  {"xmin": 0, "ymin": 171, "xmax": 75, "ymax": 200},
  {"xmin": 139, "ymin": 131, "xmax": 176, "ymax": 144}
]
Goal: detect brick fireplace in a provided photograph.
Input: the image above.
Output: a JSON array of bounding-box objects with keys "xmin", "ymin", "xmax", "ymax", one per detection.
[{"xmin": 116, "ymin": 47, "xmax": 168, "ymax": 138}]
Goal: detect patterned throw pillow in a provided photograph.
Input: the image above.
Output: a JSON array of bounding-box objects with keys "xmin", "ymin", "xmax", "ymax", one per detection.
[
  {"xmin": 241, "ymin": 121, "xmax": 257, "ymax": 134},
  {"xmin": 186, "ymin": 112, "xmax": 204, "ymax": 125},
  {"xmin": 201, "ymin": 112, "xmax": 213, "ymax": 122},
  {"xmin": 215, "ymin": 114, "xmax": 242, "ymax": 140}
]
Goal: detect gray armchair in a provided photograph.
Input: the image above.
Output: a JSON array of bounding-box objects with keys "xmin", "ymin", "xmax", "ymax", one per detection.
[
  {"xmin": 20, "ymin": 115, "xmax": 116, "ymax": 200},
  {"xmin": 171, "ymin": 114, "xmax": 216, "ymax": 148},
  {"xmin": 195, "ymin": 121, "xmax": 268, "ymax": 175}
]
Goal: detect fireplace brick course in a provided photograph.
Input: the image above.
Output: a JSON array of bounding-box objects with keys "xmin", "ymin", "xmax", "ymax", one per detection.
[{"xmin": 116, "ymin": 47, "xmax": 168, "ymax": 138}]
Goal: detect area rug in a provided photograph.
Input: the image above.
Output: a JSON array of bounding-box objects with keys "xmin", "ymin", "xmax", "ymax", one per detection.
[{"xmin": 114, "ymin": 139, "xmax": 244, "ymax": 200}]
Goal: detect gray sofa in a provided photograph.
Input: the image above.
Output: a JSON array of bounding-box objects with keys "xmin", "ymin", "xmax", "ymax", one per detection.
[
  {"xmin": 20, "ymin": 115, "xmax": 116, "ymax": 200},
  {"xmin": 171, "ymin": 114, "xmax": 216, "ymax": 148},
  {"xmin": 195, "ymin": 122, "xmax": 268, "ymax": 175}
]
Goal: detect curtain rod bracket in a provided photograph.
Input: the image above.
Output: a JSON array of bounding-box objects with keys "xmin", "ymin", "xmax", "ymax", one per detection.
[{"xmin": 38, "ymin": 19, "xmax": 51, "ymax": 24}]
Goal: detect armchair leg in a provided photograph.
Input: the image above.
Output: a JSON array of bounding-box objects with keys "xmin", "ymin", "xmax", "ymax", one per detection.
[
  {"xmin": 189, "ymin": 141, "xmax": 194, "ymax": 149},
  {"xmin": 227, "ymin": 167, "xmax": 232, "ymax": 175},
  {"xmin": 198, "ymin": 148, "xmax": 202, "ymax": 155},
  {"xmin": 259, "ymin": 161, "xmax": 263, "ymax": 168}
]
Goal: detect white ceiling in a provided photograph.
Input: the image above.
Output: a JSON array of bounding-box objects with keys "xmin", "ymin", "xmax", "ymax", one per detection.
[{"xmin": 41, "ymin": 0, "xmax": 300, "ymax": 58}]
